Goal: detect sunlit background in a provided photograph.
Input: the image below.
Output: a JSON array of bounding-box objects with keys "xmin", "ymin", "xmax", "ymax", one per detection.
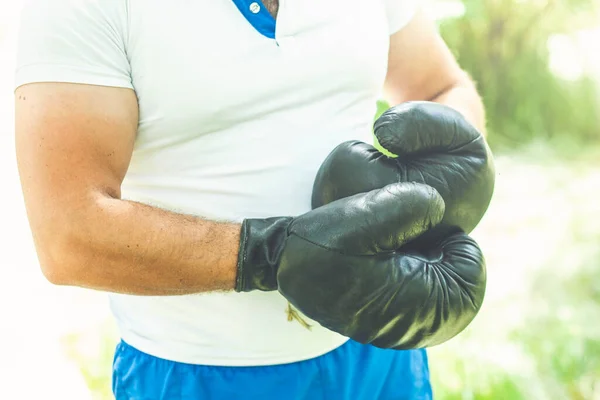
[{"xmin": 1, "ymin": 1, "xmax": 599, "ymax": 399}]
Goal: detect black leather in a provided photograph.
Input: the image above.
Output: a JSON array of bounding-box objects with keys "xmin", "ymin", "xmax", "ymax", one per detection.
[
  {"xmin": 236, "ymin": 182, "xmax": 443, "ymax": 293},
  {"xmin": 312, "ymin": 101, "xmax": 495, "ymax": 236},
  {"xmin": 280, "ymin": 230, "xmax": 486, "ymax": 349},
  {"xmin": 277, "ymin": 182, "xmax": 486, "ymax": 349},
  {"xmin": 298, "ymin": 101, "xmax": 491, "ymax": 348},
  {"xmin": 235, "ymin": 217, "xmax": 292, "ymax": 292},
  {"xmin": 236, "ymin": 182, "xmax": 486, "ymax": 349}
]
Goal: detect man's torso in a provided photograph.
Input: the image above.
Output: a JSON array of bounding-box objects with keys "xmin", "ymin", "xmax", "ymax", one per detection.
[{"xmin": 109, "ymin": 0, "xmax": 395, "ymax": 366}]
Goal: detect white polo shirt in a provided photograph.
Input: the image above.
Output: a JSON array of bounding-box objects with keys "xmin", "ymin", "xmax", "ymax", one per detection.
[{"xmin": 15, "ymin": 0, "xmax": 417, "ymax": 366}]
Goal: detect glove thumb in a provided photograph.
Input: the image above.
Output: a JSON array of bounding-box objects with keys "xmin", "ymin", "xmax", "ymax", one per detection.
[
  {"xmin": 373, "ymin": 101, "xmax": 482, "ymax": 157},
  {"xmin": 294, "ymin": 182, "xmax": 445, "ymax": 255}
]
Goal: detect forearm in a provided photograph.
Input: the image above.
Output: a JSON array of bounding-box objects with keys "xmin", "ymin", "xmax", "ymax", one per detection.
[
  {"xmin": 45, "ymin": 196, "xmax": 240, "ymax": 295},
  {"xmin": 430, "ymin": 75, "xmax": 487, "ymax": 136}
]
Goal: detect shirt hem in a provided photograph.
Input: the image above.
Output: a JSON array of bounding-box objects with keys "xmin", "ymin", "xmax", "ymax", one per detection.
[
  {"xmin": 118, "ymin": 333, "xmax": 350, "ymax": 367},
  {"xmin": 14, "ymin": 63, "xmax": 134, "ymax": 92}
]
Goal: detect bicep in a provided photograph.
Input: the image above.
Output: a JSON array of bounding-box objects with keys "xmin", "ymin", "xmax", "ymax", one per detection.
[
  {"xmin": 15, "ymin": 83, "xmax": 138, "ymax": 245},
  {"xmin": 383, "ymin": 8, "xmax": 467, "ymax": 105}
]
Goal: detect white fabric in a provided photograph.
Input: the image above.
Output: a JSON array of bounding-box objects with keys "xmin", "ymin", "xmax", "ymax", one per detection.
[{"xmin": 15, "ymin": 0, "xmax": 418, "ymax": 366}]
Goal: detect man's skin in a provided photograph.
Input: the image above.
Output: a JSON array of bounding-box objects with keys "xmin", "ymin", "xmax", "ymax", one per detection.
[
  {"xmin": 15, "ymin": 9, "xmax": 485, "ymax": 296},
  {"xmin": 263, "ymin": 0, "xmax": 279, "ymax": 17}
]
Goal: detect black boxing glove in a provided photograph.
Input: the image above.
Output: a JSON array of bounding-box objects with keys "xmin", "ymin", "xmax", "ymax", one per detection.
[
  {"xmin": 312, "ymin": 101, "xmax": 495, "ymax": 236},
  {"xmin": 236, "ymin": 182, "xmax": 487, "ymax": 349}
]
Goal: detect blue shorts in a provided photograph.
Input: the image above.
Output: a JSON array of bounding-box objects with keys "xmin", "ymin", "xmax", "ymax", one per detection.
[{"xmin": 112, "ymin": 339, "xmax": 432, "ymax": 399}]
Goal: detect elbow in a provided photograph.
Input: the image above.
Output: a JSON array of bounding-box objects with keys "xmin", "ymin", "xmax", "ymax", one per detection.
[
  {"xmin": 39, "ymin": 254, "xmax": 80, "ymax": 287},
  {"xmin": 31, "ymin": 194, "xmax": 118, "ymax": 288},
  {"xmin": 36, "ymin": 230, "xmax": 91, "ymax": 287},
  {"xmin": 40, "ymin": 262, "xmax": 74, "ymax": 286}
]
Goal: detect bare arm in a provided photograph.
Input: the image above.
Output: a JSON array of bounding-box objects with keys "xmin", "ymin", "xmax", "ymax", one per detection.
[
  {"xmin": 15, "ymin": 83, "xmax": 240, "ymax": 295},
  {"xmin": 383, "ymin": 8, "xmax": 486, "ymax": 134}
]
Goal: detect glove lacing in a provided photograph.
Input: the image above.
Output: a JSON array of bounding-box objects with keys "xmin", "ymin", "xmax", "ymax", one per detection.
[{"xmin": 286, "ymin": 302, "xmax": 312, "ymax": 330}]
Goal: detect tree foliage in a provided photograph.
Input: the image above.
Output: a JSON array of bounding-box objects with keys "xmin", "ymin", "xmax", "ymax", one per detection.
[{"xmin": 438, "ymin": 0, "xmax": 600, "ymax": 149}]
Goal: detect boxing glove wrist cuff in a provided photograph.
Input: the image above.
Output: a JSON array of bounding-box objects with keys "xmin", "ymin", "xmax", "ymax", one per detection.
[{"xmin": 235, "ymin": 217, "xmax": 293, "ymax": 292}]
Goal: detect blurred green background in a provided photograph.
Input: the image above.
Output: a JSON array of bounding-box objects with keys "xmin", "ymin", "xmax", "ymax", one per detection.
[{"xmin": 1, "ymin": 0, "xmax": 599, "ymax": 399}]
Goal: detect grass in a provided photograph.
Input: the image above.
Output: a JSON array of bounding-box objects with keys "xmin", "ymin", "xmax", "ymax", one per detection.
[{"xmin": 63, "ymin": 142, "xmax": 600, "ymax": 399}]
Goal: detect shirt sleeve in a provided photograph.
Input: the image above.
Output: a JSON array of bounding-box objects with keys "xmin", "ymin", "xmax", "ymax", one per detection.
[
  {"xmin": 14, "ymin": 0, "xmax": 132, "ymax": 90},
  {"xmin": 384, "ymin": 0, "xmax": 419, "ymax": 34}
]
